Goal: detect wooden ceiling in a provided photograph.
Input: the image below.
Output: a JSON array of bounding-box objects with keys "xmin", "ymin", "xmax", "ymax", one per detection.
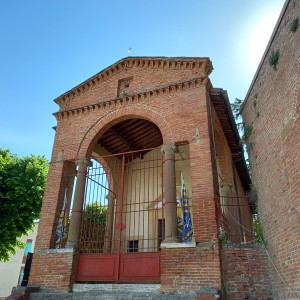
[{"xmin": 98, "ymin": 118, "xmax": 163, "ymax": 157}]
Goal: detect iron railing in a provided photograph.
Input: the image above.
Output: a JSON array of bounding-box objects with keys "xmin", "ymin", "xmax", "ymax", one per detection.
[
  {"xmin": 54, "ymin": 145, "xmax": 193, "ymax": 250},
  {"xmin": 218, "ymin": 196, "xmax": 255, "ymax": 244}
]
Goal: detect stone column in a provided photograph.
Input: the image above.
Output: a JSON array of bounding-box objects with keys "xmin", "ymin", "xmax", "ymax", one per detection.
[
  {"xmin": 65, "ymin": 162, "xmax": 77, "ymax": 213},
  {"xmin": 161, "ymin": 143, "xmax": 178, "ymax": 243},
  {"xmin": 66, "ymin": 159, "xmax": 92, "ymax": 248},
  {"xmin": 103, "ymin": 192, "xmax": 116, "ymax": 253},
  {"xmin": 62, "ymin": 162, "xmax": 76, "ymax": 247}
]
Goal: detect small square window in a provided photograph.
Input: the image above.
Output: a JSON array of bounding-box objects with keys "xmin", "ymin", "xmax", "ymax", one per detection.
[
  {"xmin": 128, "ymin": 240, "xmax": 139, "ymax": 252},
  {"xmin": 118, "ymin": 77, "xmax": 133, "ymax": 97}
]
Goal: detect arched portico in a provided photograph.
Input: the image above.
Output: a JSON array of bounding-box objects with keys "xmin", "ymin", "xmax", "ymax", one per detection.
[
  {"xmin": 76, "ymin": 104, "xmax": 174, "ymax": 159},
  {"xmin": 64, "ymin": 115, "xmax": 184, "ymax": 283}
]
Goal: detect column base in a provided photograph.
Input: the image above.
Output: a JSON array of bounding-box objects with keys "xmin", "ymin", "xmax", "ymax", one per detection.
[
  {"xmin": 65, "ymin": 243, "xmax": 78, "ymax": 250},
  {"xmin": 161, "ymin": 237, "xmax": 179, "ymax": 244}
]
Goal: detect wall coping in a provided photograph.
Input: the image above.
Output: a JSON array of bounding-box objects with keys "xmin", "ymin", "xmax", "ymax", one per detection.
[
  {"xmin": 161, "ymin": 241, "xmax": 196, "ymax": 248},
  {"xmin": 35, "ymin": 248, "xmax": 75, "ymax": 254},
  {"xmin": 221, "ymin": 242, "xmax": 265, "ymax": 249}
]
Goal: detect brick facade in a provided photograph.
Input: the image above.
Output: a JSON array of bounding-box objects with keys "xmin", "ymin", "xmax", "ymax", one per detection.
[
  {"xmin": 241, "ymin": 0, "xmax": 300, "ymax": 298},
  {"xmin": 161, "ymin": 247, "xmax": 221, "ymax": 293},
  {"xmin": 29, "ymin": 250, "xmax": 78, "ymax": 292},
  {"xmin": 29, "ymin": 57, "xmax": 253, "ymax": 297},
  {"xmin": 222, "ymin": 245, "xmax": 273, "ymax": 300}
]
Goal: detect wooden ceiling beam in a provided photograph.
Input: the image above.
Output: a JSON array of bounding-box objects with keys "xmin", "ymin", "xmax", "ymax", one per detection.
[
  {"xmin": 110, "ymin": 127, "xmax": 137, "ymax": 151},
  {"xmin": 97, "ymin": 118, "xmax": 163, "ymax": 160}
]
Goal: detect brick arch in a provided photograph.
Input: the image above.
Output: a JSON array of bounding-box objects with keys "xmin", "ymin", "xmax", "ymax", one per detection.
[{"xmin": 77, "ymin": 104, "xmax": 173, "ymax": 158}]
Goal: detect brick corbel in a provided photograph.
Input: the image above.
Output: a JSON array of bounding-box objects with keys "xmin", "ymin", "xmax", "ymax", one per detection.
[{"xmin": 53, "ymin": 76, "xmax": 208, "ymax": 121}]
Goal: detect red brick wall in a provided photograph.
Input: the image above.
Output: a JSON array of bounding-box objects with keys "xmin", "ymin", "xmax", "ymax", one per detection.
[
  {"xmin": 222, "ymin": 245, "xmax": 272, "ymax": 300},
  {"xmin": 241, "ymin": 0, "xmax": 300, "ymax": 298},
  {"xmin": 34, "ymin": 161, "xmax": 73, "ymax": 250},
  {"xmin": 161, "ymin": 247, "xmax": 221, "ymax": 293},
  {"xmin": 30, "ymin": 251, "xmax": 79, "ymax": 292}
]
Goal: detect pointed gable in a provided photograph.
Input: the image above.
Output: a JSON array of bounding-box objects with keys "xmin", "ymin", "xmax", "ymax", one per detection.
[{"xmin": 54, "ymin": 56, "xmax": 213, "ymax": 111}]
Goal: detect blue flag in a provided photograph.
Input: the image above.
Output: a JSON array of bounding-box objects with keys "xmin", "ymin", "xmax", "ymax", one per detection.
[
  {"xmin": 177, "ymin": 198, "xmax": 184, "ymax": 239},
  {"xmin": 55, "ymin": 215, "xmax": 63, "ymax": 249},
  {"xmin": 180, "ymin": 173, "xmax": 193, "ymax": 242},
  {"xmin": 55, "ymin": 191, "xmax": 67, "ymax": 249}
]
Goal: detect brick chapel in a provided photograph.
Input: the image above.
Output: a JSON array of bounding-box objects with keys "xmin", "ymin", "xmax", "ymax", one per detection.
[{"xmin": 25, "ymin": 56, "xmax": 268, "ymax": 300}]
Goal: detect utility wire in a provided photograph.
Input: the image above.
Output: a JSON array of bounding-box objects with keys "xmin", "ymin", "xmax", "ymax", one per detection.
[{"xmin": 222, "ymin": 206, "xmax": 298, "ymax": 298}]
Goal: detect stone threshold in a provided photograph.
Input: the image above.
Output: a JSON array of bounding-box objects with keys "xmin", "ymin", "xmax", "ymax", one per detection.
[{"xmin": 73, "ymin": 283, "xmax": 161, "ymax": 293}]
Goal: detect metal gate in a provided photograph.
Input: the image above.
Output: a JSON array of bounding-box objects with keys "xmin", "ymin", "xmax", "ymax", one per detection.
[{"xmin": 77, "ymin": 148, "xmax": 164, "ymax": 282}]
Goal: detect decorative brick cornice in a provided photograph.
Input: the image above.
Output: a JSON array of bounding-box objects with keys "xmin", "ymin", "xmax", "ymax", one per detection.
[
  {"xmin": 54, "ymin": 56, "xmax": 213, "ymax": 108},
  {"xmin": 53, "ymin": 76, "xmax": 208, "ymax": 121}
]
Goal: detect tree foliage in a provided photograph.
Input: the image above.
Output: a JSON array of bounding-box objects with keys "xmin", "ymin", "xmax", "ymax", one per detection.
[
  {"xmin": 0, "ymin": 148, "xmax": 48, "ymax": 261},
  {"xmin": 231, "ymin": 98, "xmax": 244, "ymax": 133},
  {"xmin": 84, "ymin": 203, "xmax": 107, "ymax": 225},
  {"xmin": 81, "ymin": 204, "xmax": 107, "ymax": 253},
  {"xmin": 253, "ymin": 213, "xmax": 265, "ymax": 245}
]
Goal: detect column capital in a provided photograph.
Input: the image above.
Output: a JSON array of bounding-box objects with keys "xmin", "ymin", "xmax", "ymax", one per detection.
[
  {"xmin": 105, "ymin": 192, "xmax": 116, "ymax": 202},
  {"xmin": 75, "ymin": 158, "xmax": 92, "ymax": 169},
  {"xmin": 161, "ymin": 143, "xmax": 178, "ymax": 156},
  {"xmin": 220, "ymin": 181, "xmax": 234, "ymax": 191}
]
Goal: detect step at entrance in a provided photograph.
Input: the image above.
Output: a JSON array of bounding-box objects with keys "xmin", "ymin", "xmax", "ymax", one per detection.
[
  {"xmin": 29, "ymin": 284, "xmax": 196, "ymax": 300},
  {"xmin": 73, "ymin": 291, "xmax": 196, "ymax": 300},
  {"xmin": 73, "ymin": 283, "xmax": 161, "ymax": 293},
  {"xmin": 72, "ymin": 284, "xmax": 195, "ymax": 299}
]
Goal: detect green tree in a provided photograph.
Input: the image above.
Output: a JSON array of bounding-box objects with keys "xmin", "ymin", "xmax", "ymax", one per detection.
[
  {"xmin": 81, "ymin": 203, "xmax": 107, "ymax": 253},
  {"xmin": 253, "ymin": 213, "xmax": 265, "ymax": 245},
  {"xmin": 231, "ymin": 98, "xmax": 244, "ymax": 132},
  {"xmin": 0, "ymin": 148, "xmax": 48, "ymax": 261},
  {"xmin": 84, "ymin": 204, "xmax": 107, "ymax": 224}
]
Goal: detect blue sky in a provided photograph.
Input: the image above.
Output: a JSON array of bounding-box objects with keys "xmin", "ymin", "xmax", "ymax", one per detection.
[{"xmin": 0, "ymin": 0, "xmax": 285, "ymax": 160}]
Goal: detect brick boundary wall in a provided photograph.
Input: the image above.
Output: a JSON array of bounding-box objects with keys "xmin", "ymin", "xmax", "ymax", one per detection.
[
  {"xmin": 221, "ymin": 244, "xmax": 273, "ymax": 300},
  {"xmin": 241, "ymin": 0, "xmax": 300, "ymax": 298},
  {"xmin": 29, "ymin": 250, "xmax": 79, "ymax": 292},
  {"xmin": 161, "ymin": 247, "xmax": 221, "ymax": 294}
]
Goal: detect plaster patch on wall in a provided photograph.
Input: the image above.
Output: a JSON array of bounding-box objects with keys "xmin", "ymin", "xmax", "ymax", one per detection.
[{"xmin": 195, "ymin": 128, "xmax": 200, "ymax": 144}]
